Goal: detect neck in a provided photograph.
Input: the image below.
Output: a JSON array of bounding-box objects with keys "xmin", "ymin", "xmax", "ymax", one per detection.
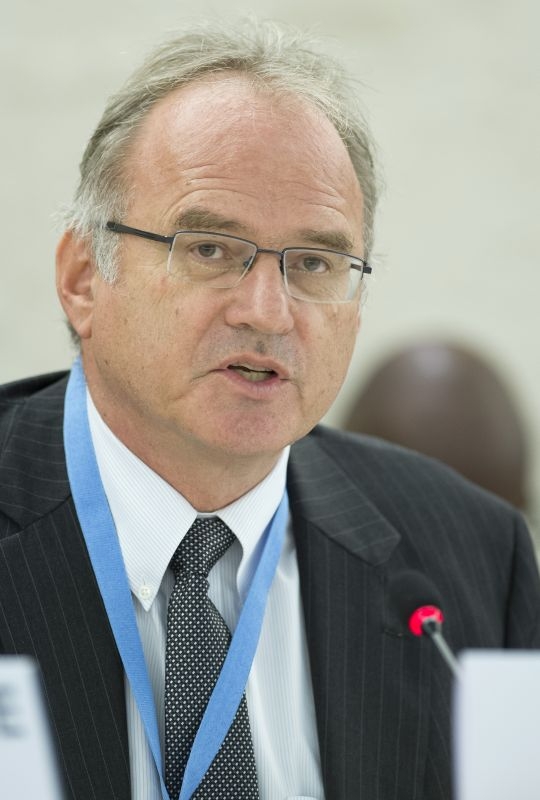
[
  {"xmin": 88, "ymin": 400, "xmax": 283, "ymax": 512},
  {"xmin": 138, "ymin": 442, "xmax": 283, "ymax": 511}
]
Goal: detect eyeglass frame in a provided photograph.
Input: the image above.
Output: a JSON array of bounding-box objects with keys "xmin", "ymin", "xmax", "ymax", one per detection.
[{"xmin": 105, "ymin": 220, "xmax": 372, "ymax": 304}]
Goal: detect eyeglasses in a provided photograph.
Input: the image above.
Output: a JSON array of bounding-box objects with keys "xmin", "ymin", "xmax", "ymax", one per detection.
[{"xmin": 106, "ymin": 221, "xmax": 372, "ymax": 304}]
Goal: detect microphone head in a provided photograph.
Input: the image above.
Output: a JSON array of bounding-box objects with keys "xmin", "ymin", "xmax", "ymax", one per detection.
[{"xmin": 388, "ymin": 570, "xmax": 444, "ymax": 637}]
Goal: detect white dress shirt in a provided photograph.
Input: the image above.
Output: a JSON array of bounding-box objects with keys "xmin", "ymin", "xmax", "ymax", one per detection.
[{"xmin": 87, "ymin": 392, "xmax": 324, "ymax": 800}]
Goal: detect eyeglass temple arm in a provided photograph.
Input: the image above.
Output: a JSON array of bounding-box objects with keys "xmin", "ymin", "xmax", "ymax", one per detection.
[{"xmin": 105, "ymin": 221, "xmax": 174, "ymax": 246}]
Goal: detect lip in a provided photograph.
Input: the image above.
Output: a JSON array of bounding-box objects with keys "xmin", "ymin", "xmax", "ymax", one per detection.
[{"xmin": 215, "ymin": 354, "xmax": 291, "ymax": 380}]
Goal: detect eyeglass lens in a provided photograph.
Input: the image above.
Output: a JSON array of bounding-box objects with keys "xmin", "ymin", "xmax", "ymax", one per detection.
[{"xmin": 167, "ymin": 232, "xmax": 363, "ymax": 303}]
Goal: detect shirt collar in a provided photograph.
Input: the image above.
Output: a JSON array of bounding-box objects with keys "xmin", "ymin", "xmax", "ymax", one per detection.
[{"xmin": 86, "ymin": 390, "xmax": 289, "ymax": 610}]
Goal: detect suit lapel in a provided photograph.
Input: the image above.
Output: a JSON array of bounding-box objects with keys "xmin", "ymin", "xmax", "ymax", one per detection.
[
  {"xmin": 0, "ymin": 376, "xmax": 131, "ymax": 800},
  {"xmin": 289, "ymin": 432, "xmax": 433, "ymax": 800}
]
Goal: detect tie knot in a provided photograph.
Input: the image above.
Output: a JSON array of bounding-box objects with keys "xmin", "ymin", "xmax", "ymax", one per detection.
[{"xmin": 170, "ymin": 517, "xmax": 235, "ymax": 579}]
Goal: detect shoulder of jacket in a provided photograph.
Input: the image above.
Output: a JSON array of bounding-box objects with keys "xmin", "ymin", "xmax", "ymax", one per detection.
[{"xmin": 0, "ymin": 372, "xmax": 69, "ymax": 452}]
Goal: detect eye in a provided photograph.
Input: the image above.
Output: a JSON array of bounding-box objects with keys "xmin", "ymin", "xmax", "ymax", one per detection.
[
  {"xmin": 292, "ymin": 252, "xmax": 333, "ymax": 274},
  {"xmin": 192, "ymin": 242, "xmax": 226, "ymax": 260},
  {"xmin": 303, "ymin": 256, "xmax": 327, "ymax": 273}
]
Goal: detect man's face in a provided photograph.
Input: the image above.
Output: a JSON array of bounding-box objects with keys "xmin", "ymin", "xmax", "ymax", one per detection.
[{"xmin": 77, "ymin": 76, "xmax": 365, "ymax": 471}]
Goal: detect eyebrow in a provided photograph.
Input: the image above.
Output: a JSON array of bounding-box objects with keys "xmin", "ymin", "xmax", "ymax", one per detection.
[
  {"xmin": 173, "ymin": 208, "xmax": 249, "ymax": 234},
  {"xmin": 297, "ymin": 228, "xmax": 355, "ymax": 254},
  {"xmin": 173, "ymin": 208, "xmax": 357, "ymax": 254}
]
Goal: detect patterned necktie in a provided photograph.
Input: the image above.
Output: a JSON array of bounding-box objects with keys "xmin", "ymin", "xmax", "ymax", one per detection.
[{"xmin": 164, "ymin": 517, "xmax": 259, "ymax": 800}]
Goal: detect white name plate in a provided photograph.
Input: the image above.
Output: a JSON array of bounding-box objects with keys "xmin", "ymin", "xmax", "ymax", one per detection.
[
  {"xmin": 454, "ymin": 650, "xmax": 540, "ymax": 800},
  {"xmin": 0, "ymin": 656, "xmax": 64, "ymax": 799}
]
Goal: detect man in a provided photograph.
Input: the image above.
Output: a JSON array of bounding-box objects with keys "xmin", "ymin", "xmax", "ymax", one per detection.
[{"xmin": 0, "ymin": 21, "xmax": 539, "ymax": 800}]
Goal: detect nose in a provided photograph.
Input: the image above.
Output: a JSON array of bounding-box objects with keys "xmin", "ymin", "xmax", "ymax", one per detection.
[{"xmin": 223, "ymin": 252, "xmax": 295, "ymax": 335}]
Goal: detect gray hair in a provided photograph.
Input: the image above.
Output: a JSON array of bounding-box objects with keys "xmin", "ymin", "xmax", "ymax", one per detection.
[{"xmin": 65, "ymin": 20, "xmax": 379, "ymax": 282}]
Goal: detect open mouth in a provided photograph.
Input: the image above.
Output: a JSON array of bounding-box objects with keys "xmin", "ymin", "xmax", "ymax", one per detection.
[{"xmin": 227, "ymin": 365, "xmax": 277, "ymax": 383}]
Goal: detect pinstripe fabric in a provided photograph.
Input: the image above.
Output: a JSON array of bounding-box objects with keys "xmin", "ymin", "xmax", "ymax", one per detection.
[
  {"xmin": 1, "ymin": 372, "xmax": 540, "ymax": 800},
  {"xmin": 288, "ymin": 429, "xmax": 540, "ymax": 799},
  {"xmin": 0, "ymin": 375, "xmax": 130, "ymax": 800}
]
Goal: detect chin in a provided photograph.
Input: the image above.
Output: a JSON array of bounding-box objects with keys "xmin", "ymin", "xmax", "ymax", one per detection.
[{"xmin": 205, "ymin": 418, "xmax": 300, "ymax": 459}]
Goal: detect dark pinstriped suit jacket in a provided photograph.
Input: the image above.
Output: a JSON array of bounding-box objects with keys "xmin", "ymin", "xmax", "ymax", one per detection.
[{"xmin": 1, "ymin": 372, "xmax": 540, "ymax": 800}]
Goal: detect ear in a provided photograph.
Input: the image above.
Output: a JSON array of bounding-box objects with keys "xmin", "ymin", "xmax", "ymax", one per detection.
[{"xmin": 56, "ymin": 230, "xmax": 97, "ymax": 339}]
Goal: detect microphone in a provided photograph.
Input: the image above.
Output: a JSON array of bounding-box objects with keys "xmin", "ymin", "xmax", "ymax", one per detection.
[{"xmin": 388, "ymin": 570, "xmax": 461, "ymax": 679}]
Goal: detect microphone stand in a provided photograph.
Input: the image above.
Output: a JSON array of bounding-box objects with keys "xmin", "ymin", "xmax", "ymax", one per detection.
[{"xmin": 422, "ymin": 618, "xmax": 462, "ymax": 679}]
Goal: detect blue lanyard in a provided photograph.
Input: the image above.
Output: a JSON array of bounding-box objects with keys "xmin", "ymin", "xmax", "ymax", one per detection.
[{"xmin": 63, "ymin": 358, "xmax": 289, "ymax": 800}]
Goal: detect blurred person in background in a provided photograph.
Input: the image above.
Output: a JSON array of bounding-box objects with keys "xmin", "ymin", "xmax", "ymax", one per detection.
[{"xmin": 344, "ymin": 341, "xmax": 529, "ymax": 509}]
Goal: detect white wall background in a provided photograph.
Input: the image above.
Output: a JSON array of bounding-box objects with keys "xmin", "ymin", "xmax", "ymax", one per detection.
[{"xmin": 1, "ymin": 0, "xmax": 539, "ymax": 533}]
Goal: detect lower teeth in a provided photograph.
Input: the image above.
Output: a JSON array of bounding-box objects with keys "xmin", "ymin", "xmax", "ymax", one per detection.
[
  {"xmin": 231, "ymin": 367, "xmax": 272, "ymax": 383},
  {"xmin": 242, "ymin": 371, "xmax": 270, "ymax": 383}
]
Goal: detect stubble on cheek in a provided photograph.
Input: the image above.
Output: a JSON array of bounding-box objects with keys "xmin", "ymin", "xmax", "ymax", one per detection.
[
  {"xmin": 296, "ymin": 306, "xmax": 358, "ymax": 430},
  {"xmin": 328, "ymin": 307, "xmax": 358, "ymax": 381}
]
